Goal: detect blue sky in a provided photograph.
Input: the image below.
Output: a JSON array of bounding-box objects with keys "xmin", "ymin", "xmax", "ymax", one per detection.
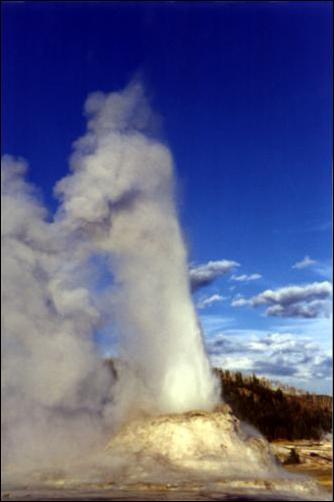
[{"xmin": 2, "ymin": 1, "xmax": 332, "ymax": 394}]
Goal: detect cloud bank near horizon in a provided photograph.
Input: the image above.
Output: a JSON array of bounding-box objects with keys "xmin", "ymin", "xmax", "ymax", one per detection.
[{"xmin": 206, "ymin": 331, "xmax": 332, "ymax": 389}]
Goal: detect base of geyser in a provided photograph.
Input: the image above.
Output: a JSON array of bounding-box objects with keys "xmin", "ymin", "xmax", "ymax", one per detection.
[
  {"xmin": 2, "ymin": 406, "xmax": 330, "ymax": 501},
  {"xmin": 99, "ymin": 405, "xmax": 327, "ymax": 500}
]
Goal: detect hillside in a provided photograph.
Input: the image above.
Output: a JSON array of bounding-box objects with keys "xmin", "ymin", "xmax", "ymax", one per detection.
[{"xmin": 216, "ymin": 369, "xmax": 332, "ymax": 441}]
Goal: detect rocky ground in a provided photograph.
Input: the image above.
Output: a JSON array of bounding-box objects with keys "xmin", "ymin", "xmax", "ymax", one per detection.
[
  {"xmin": 0, "ymin": 486, "xmax": 327, "ymax": 501},
  {"xmin": 270, "ymin": 436, "xmax": 332, "ymax": 493},
  {"xmin": 2, "ymin": 476, "xmax": 331, "ymax": 502}
]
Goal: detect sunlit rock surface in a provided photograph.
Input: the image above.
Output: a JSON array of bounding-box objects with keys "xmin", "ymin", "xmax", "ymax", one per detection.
[{"xmin": 106, "ymin": 406, "xmax": 278, "ymax": 480}]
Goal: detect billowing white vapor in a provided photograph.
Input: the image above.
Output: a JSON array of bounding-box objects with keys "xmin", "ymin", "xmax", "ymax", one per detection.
[
  {"xmin": 1, "ymin": 81, "xmax": 218, "ymax": 476},
  {"xmin": 56, "ymin": 81, "xmax": 219, "ymax": 417},
  {"xmin": 1, "ymin": 156, "xmax": 114, "ymax": 475}
]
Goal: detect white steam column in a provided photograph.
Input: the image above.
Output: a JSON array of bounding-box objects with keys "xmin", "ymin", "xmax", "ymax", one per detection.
[{"xmin": 56, "ymin": 81, "xmax": 219, "ymax": 418}]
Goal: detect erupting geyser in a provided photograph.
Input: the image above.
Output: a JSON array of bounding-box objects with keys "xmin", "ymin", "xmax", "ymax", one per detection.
[
  {"xmin": 1, "ymin": 80, "xmax": 218, "ymax": 479},
  {"xmin": 55, "ymin": 80, "xmax": 220, "ymax": 418},
  {"xmin": 1, "ymin": 81, "xmax": 330, "ymax": 501}
]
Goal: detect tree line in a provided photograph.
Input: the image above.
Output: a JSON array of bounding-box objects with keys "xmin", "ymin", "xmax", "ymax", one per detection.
[{"xmin": 216, "ymin": 369, "xmax": 332, "ymax": 441}]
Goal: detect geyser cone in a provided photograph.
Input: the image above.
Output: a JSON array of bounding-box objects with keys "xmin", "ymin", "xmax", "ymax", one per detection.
[
  {"xmin": 104, "ymin": 406, "xmax": 328, "ymax": 500},
  {"xmin": 106, "ymin": 405, "xmax": 277, "ymax": 478}
]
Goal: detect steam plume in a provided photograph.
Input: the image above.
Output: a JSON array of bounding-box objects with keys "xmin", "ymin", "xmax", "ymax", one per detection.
[
  {"xmin": 1, "ymin": 81, "xmax": 219, "ymax": 477},
  {"xmin": 1, "ymin": 156, "xmax": 114, "ymax": 475},
  {"xmin": 55, "ymin": 81, "xmax": 219, "ymax": 418}
]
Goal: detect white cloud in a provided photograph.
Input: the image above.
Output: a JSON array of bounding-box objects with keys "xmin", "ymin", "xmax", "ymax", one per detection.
[
  {"xmin": 230, "ymin": 273, "xmax": 262, "ymax": 282},
  {"xmin": 231, "ymin": 297, "xmax": 250, "ymax": 307},
  {"xmin": 205, "ymin": 331, "xmax": 332, "ymax": 392},
  {"xmin": 273, "ymin": 316, "xmax": 333, "ymax": 351},
  {"xmin": 197, "ymin": 294, "xmax": 226, "ymax": 309},
  {"xmin": 231, "ymin": 281, "xmax": 332, "ymax": 319},
  {"xmin": 189, "ymin": 259, "xmax": 239, "ymax": 291},
  {"xmin": 199, "ymin": 313, "xmax": 332, "ymax": 392},
  {"xmin": 292, "ymin": 256, "xmax": 332, "ymax": 280},
  {"xmin": 292, "ymin": 255, "xmax": 317, "ymax": 269}
]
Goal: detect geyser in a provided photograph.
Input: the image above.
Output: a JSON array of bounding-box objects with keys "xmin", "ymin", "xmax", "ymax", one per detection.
[
  {"xmin": 1, "ymin": 80, "xmax": 218, "ymax": 478},
  {"xmin": 1, "ymin": 80, "xmax": 330, "ymax": 501},
  {"xmin": 55, "ymin": 81, "xmax": 219, "ymax": 418}
]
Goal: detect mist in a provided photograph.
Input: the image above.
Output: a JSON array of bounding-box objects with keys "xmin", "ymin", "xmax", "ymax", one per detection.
[
  {"xmin": 1, "ymin": 156, "xmax": 114, "ymax": 475},
  {"xmin": 1, "ymin": 81, "xmax": 219, "ymax": 478}
]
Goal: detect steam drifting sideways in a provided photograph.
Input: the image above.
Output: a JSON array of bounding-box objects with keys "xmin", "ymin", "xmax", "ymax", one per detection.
[{"xmin": 1, "ymin": 81, "xmax": 219, "ymax": 477}]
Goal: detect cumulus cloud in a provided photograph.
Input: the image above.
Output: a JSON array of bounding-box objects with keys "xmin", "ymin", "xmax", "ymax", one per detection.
[
  {"xmin": 197, "ymin": 294, "xmax": 226, "ymax": 309},
  {"xmin": 230, "ymin": 273, "xmax": 262, "ymax": 282},
  {"xmin": 231, "ymin": 297, "xmax": 249, "ymax": 307},
  {"xmin": 190, "ymin": 260, "xmax": 239, "ymax": 291},
  {"xmin": 231, "ymin": 282, "xmax": 332, "ymax": 319},
  {"xmin": 206, "ymin": 331, "xmax": 332, "ymax": 384},
  {"xmin": 292, "ymin": 255, "xmax": 318, "ymax": 269}
]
